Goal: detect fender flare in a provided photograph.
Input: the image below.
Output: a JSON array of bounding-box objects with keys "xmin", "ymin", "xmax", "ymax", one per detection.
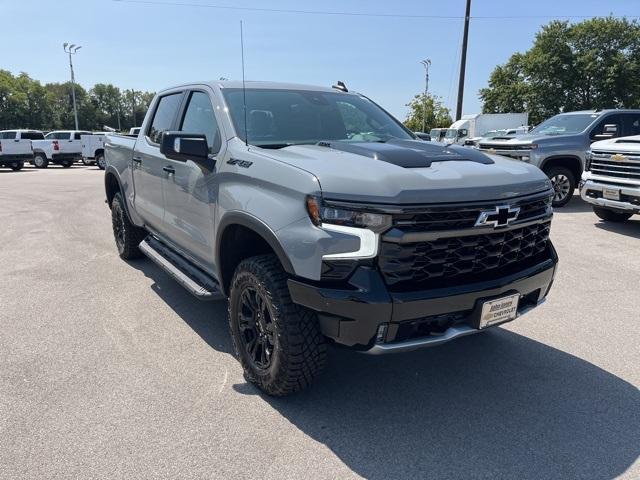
[
  {"xmin": 540, "ymin": 155, "xmax": 583, "ymax": 175},
  {"xmin": 216, "ymin": 211, "xmax": 295, "ymax": 281},
  {"xmin": 104, "ymin": 167, "xmax": 135, "ymax": 224}
]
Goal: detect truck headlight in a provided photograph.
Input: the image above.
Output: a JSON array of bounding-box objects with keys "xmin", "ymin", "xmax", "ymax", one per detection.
[
  {"xmin": 585, "ymin": 151, "xmax": 592, "ymax": 171},
  {"xmin": 306, "ymin": 196, "xmax": 391, "ymax": 233}
]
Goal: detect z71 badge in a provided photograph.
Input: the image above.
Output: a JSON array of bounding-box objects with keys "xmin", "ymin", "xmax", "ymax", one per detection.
[{"xmin": 227, "ymin": 158, "xmax": 253, "ymax": 168}]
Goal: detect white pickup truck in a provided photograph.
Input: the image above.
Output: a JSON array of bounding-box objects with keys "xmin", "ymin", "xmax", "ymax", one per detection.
[
  {"xmin": 581, "ymin": 134, "xmax": 640, "ymax": 222},
  {"xmin": 32, "ymin": 130, "xmax": 92, "ymax": 168},
  {"xmin": 81, "ymin": 133, "xmax": 108, "ymax": 169},
  {"xmin": 0, "ymin": 130, "xmax": 39, "ymax": 170}
]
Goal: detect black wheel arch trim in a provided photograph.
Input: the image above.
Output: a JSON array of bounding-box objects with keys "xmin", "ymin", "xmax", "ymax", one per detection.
[
  {"xmin": 540, "ymin": 155, "xmax": 583, "ymax": 177},
  {"xmin": 104, "ymin": 167, "xmax": 135, "ymax": 224},
  {"xmin": 215, "ymin": 212, "xmax": 296, "ymax": 292}
]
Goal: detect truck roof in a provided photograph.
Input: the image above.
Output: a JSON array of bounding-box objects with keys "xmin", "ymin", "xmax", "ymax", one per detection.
[
  {"xmin": 557, "ymin": 109, "xmax": 640, "ymax": 115},
  {"xmin": 160, "ymin": 80, "xmax": 358, "ymax": 95}
]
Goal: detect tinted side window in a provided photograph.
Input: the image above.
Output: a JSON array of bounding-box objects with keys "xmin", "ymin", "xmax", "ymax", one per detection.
[
  {"xmin": 21, "ymin": 131, "xmax": 45, "ymax": 140},
  {"xmin": 46, "ymin": 132, "xmax": 71, "ymax": 140},
  {"xmin": 623, "ymin": 114, "xmax": 640, "ymax": 136},
  {"xmin": 179, "ymin": 91, "xmax": 221, "ymax": 154},
  {"xmin": 0, "ymin": 131, "xmax": 17, "ymax": 139},
  {"xmin": 148, "ymin": 93, "xmax": 182, "ymax": 144},
  {"xmin": 591, "ymin": 115, "xmax": 623, "ymax": 138}
]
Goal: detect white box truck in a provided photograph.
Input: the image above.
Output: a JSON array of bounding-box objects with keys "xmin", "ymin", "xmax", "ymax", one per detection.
[{"xmin": 444, "ymin": 113, "xmax": 529, "ymax": 145}]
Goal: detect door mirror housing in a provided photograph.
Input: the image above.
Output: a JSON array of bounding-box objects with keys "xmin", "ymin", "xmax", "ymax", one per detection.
[{"xmin": 160, "ymin": 131, "xmax": 209, "ymax": 163}]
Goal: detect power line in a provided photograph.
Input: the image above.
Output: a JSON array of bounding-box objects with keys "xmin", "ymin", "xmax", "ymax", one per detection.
[{"xmin": 111, "ymin": 0, "xmax": 639, "ymax": 20}]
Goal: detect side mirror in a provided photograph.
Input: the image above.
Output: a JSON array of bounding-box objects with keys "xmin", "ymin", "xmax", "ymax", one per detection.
[
  {"xmin": 459, "ymin": 129, "xmax": 468, "ymax": 137},
  {"xmin": 160, "ymin": 131, "xmax": 209, "ymax": 163}
]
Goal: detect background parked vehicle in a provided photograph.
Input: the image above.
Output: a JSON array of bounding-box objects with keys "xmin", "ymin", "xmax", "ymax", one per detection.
[
  {"xmin": 429, "ymin": 128, "xmax": 447, "ymax": 142},
  {"xmin": 128, "ymin": 127, "xmax": 141, "ymax": 136},
  {"xmin": 464, "ymin": 126, "xmax": 531, "ymax": 147},
  {"xmin": 581, "ymin": 134, "xmax": 640, "ymax": 222},
  {"xmin": 31, "ymin": 130, "xmax": 92, "ymax": 168},
  {"xmin": 478, "ymin": 109, "xmax": 640, "ymax": 207},
  {"xmin": 0, "ymin": 129, "xmax": 38, "ymax": 171},
  {"xmin": 81, "ymin": 132, "xmax": 108, "ymax": 169},
  {"xmin": 104, "ymin": 80, "xmax": 557, "ymax": 396},
  {"xmin": 445, "ymin": 113, "xmax": 529, "ymax": 145},
  {"xmin": 413, "ymin": 131, "xmax": 431, "ymax": 141}
]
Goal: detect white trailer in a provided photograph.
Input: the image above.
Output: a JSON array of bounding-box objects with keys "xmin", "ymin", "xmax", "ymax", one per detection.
[{"xmin": 444, "ymin": 113, "xmax": 529, "ymax": 145}]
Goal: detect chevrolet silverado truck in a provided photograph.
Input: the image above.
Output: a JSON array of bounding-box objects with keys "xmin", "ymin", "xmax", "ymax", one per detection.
[
  {"xmin": 478, "ymin": 110, "xmax": 640, "ymax": 207},
  {"xmin": 581, "ymin": 135, "xmax": 640, "ymax": 221},
  {"xmin": 32, "ymin": 130, "xmax": 92, "ymax": 168},
  {"xmin": 0, "ymin": 129, "xmax": 39, "ymax": 170},
  {"xmin": 104, "ymin": 81, "xmax": 558, "ymax": 396}
]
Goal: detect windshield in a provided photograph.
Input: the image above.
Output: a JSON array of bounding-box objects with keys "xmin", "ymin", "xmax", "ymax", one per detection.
[
  {"xmin": 222, "ymin": 89, "xmax": 413, "ymax": 148},
  {"xmin": 445, "ymin": 129, "xmax": 458, "ymax": 139},
  {"xmin": 531, "ymin": 113, "xmax": 598, "ymax": 136}
]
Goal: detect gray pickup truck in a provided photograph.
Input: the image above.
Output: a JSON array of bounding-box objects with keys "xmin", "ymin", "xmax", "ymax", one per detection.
[
  {"xmin": 104, "ymin": 80, "xmax": 557, "ymax": 396},
  {"xmin": 478, "ymin": 110, "xmax": 640, "ymax": 207}
]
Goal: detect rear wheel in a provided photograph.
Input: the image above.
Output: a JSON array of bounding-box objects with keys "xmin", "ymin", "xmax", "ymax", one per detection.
[
  {"xmin": 10, "ymin": 161, "xmax": 24, "ymax": 171},
  {"xmin": 96, "ymin": 153, "xmax": 106, "ymax": 170},
  {"xmin": 62, "ymin": 160, "xmax": 72, "ymax": 168},
  {"xmin": 82, "ymin": 158, "xmax": 92, "ymax": 166},
  {"xmin": 111, "ymin": 192, "xmax": 146, "ymax": 259},
  {"xmin": 546, "ymin": 166, "xmax": 575, "ymax": 208},
  {"xmin": 33, "ymin": 153, "xmax": 49, "ymax": 168},
  {"xmin": 593, "ymin": 206, "xmax": 633, "ymax": 222},
  {"xmin": 229, "ymin": 255, "xmax": 327, "ymax": 396}
]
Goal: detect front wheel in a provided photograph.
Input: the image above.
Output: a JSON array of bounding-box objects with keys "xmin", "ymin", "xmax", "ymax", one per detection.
[
  {"xmin": 593, "ymin": 206, "xmax": 633, "ymax": 222},
  {"xmin": 96, "ymin": 153, "xmax": 106, "ymax": 170},
  {"xmin": 11, "ymin": 161, "xmax": 24, "ymax": 171},
  {"xmin": 546, "ymin": 166, "xmax": 575, "ymax": 208},
  {"xmin": 33, "ymin": 153, "xmax": 49, "ymax": 168},
  {"xmin": 228, "ymin": 255, "xmax": 327, "ymax": 396}
]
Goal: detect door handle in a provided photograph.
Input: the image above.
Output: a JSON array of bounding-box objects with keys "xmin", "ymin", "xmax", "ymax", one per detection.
[{"xmin": 163, "ymin": 166, "xmax": 175, "ymax": 174}]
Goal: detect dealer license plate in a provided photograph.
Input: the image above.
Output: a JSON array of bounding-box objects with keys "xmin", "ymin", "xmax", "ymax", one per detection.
[
  {"xmin": 479, "ymin": 294, "xmax": 520, "ymax": 329},
  {"xmin": 603, "ymin": 188, "xmax": 620, "ymax": 201}
]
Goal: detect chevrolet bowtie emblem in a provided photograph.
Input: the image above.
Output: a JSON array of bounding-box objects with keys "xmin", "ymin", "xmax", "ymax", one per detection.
[
  {"xmin": 611, "ymin": 153, "xmax": 627, "ymax": 162},
  {"xmin": 475, "ymin": 205, "xmax": 521, "ymax": 228}
]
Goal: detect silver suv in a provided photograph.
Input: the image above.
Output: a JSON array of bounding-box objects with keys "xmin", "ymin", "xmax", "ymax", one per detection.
[{"xmin": 478, "ymin": 110, "xmax": 640, "ymax": 207}]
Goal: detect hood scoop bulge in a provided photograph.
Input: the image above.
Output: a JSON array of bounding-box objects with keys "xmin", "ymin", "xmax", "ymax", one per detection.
[{"xmin": 317, "ymin": 139, "xmax": 494, "ymax": 168}]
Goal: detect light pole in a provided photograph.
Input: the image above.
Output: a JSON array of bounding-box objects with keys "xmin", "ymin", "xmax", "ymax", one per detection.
[
  {"xmin": 420, "ymin": 59, "xmax": 431, "ymax": 133},
  {"xmin": 63, "ymin": 43, "xmax": 82, "ymax": 130}
]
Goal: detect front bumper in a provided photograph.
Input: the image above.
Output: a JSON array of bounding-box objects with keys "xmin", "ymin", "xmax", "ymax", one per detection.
[
  {"xmin": 288, "ymin": 243, "xmax": 558, "ymax": 353},
  {"xmin": 580, "ymin": 178, "xmax": 640, "ymax": 213}
]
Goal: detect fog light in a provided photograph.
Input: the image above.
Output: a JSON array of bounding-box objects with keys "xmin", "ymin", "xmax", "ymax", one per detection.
[
  {"xmin": 376, "ymin": 323, "xmax": 389, "ymax": 343},
  {"xmin": 521, "ymin": 155, "xmax": 530, "ymax": 161}
]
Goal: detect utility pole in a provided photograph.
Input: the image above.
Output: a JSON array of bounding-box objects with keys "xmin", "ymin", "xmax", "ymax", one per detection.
[
  {"xmin": 455, "ymin": 0, "xmax": 471, "ymax": 121},
  {"xmin": 130, "ymin": 89, "xmax": 137, "ymax": 126},
  {"xmin": 63, "ymin": 43, "xmax": 82, "ymax": 130},
  {"xmin": 420, "ymin": 59, "xmax": 431, "ymax": 132}
]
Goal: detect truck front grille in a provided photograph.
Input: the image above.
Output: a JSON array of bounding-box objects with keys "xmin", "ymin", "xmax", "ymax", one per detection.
[
  {"xmin": 391, "ymin": 193, "xmax": 551, "ymax": 232},
  {"xmin": 590, "ymin": 150, "xmax": 640, "ymax": 180},
  {"xmin": 478, "ymin": 143, "xmax": 526, "ymax": 151},
  {"xmin": 378, "ymin": 221, "xmax": 551, "ymax": 290}
]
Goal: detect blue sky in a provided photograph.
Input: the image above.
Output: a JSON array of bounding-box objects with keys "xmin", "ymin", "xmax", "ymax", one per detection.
[{"xmin": 2, "ymin": 0, "xmax": 638, "ymax": 120}]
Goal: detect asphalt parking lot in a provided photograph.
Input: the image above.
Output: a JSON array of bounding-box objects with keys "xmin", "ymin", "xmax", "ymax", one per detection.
[{"xmin": 1, "ymin": 165, "xmax": 639, "ymax": 479}]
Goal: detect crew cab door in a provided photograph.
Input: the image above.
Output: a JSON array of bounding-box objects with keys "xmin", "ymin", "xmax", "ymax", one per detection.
[
  {"xmin": 161, "ymin": 89, "xmax": 223, "ymax": 269},
  {"xmin": 132, "ymin": 92, "xmax": 184, "ymax": 231},
  {"xmin": 0, "ymin": 131, "xmax": 21, "ymax": 155}
]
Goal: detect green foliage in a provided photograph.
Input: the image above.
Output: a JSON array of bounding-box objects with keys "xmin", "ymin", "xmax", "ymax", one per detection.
[
  {"xmin": 0, "ymin": 70, "xmax": 154, "ymax": 131},
  {"xmin": 403, "ymin": 93, "xmax": 453, "ymax": 132},
  {"xmin": 480, "ymin": 17, "xmax": 640, "ymax": 125}
]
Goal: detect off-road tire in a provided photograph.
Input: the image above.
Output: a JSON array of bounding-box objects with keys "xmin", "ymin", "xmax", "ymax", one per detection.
[
  {"xmin": 82, "ymin": 158, "xmax": 93, "ymax": 166},
  {"xmin": 111, "ymin": 192, "xmax": 146, "ymax": 260},
  {"xmin": 545, "ymin": 166, "xmax": 575, "ymax": 208},
  {"xmin": 229, "ymin": 255, "xmax": 327, "ymax": 396},
  {"xmin": 10, "ymin": 161, "xmax": 24, "ymax": 171},
  {"xmin": 96, "ymin": 153, "xmax": 106, "ymax": 170},
  {"xmin": 33, "ymin": 153, "xmax": 49, "ymax": 168},
  {"xmin": 593, "ymin": 206, "xmax": 633, "ymax": 223}
]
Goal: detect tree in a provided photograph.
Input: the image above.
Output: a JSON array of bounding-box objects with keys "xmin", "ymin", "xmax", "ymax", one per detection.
[
  {"xmin": 403, "ymin": 93, "xmax": 452, "ymax": 132},
  {"xmin": 480, "ymin": 17, "xmax": 640, "ymax": 125}
]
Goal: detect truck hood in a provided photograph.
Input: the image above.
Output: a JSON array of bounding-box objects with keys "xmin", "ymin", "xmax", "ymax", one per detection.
[
  {"xmin": 256, "ymin": 139, "xmax": 551, "ymax": 204},
  {"xmin": 590, "ymin": 135, "xmax": 640, "ymax": 152}
]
